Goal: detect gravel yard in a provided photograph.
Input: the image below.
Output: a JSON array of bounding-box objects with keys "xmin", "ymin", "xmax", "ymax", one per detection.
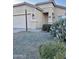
[{"xmin": 13, "ymin": 31, "xmax": 53, "ymax": 59}]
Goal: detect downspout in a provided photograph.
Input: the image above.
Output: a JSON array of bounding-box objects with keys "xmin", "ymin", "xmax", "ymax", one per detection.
[{"xmin": 25, "ymin": 9, "xmax": 28, "ymax": 31}]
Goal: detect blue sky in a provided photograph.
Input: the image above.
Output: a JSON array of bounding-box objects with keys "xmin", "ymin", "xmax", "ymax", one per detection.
[{"xmin": 13, "ymin": 0, "xmax": 66, "ymax": 6}]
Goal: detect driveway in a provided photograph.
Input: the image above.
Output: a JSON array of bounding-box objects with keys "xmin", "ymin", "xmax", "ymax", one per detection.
[
  {"xmin": 13, "ymin": 31, "xmax": 53, "ymax": 59},
  {"xmin": 13, "ymin": 28, "xmax": 26, "ymax": 33}
]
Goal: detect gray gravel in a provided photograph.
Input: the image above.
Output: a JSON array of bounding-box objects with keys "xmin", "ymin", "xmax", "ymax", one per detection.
[{"xmin": 13, "ymin": 31, "xmax": 53, "ymax": 59}]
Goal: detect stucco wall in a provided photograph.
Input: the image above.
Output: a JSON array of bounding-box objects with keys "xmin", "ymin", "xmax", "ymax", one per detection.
[
  {"xmin": 37, "ymin": 3, "xmax": 54, "ymax": 13},
  {"xmin": 35, "ymin": 10, "xmax": 49, "ymax": 29},
  {"xmin": 37, "ymin": 3, "xmax": 55, "ymax": 24},
  {"xmin": 34, "ymin": 9, "xmax": 43, "ymax": 29},
  {"xmin": 13, "ymin": 6, "xmax": 25, "ymax": 15},
  {"xmin": 54, "ymin": 7, "xmax": 66, "ymax": 21}
]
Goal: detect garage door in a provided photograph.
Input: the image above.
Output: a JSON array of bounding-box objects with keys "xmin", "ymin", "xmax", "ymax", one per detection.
[{"xmin": 13, "ymin": 15, "xmax": 26, "ymax": 33}]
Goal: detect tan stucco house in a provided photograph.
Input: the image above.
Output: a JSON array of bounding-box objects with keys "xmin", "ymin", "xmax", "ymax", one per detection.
[{"xmin": 13, "ymin": 0, "xmax": 66, "ymax": 32}]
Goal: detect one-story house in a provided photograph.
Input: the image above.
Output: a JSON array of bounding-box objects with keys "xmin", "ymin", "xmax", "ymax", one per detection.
[{"xmin": 13, "ymin": 0, "xmax": 66, "ymax": 32}]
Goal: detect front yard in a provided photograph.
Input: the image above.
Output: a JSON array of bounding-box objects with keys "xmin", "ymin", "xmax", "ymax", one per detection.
[
  {"xmin": 13, "ymin": 31, "xmax": 53, "ymax": 59},
  {"xmin": 13, "ymin": 19, "xmax": 66, "ymax": 59}
]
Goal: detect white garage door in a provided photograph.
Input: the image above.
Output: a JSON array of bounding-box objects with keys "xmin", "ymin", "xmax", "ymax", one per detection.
[{"xmin": 13, "ymin": 15, "xmax": 26, "ymax": 33}]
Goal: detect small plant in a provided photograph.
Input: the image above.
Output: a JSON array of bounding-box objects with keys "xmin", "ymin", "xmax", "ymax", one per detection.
[
  {"xmin": 42, "ymin": 24, "xmax": 51, "ymax": 32},
  {"xmin": 39, "ymin": 41, "xmax": 66, "ymax": 59}
]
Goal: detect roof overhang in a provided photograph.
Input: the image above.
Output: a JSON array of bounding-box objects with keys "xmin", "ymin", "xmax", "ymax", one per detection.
[
  {"xmin": 36, "ymin": 1, "xmax": 66, "ymax": 9},
  {"xmin": 13, "ymin": 2, "xmax": 36, "ymax": 8},
  {"xmin": 13, "ymin": 2, "xmax": 43, "ymax": 12},
  {"xmin": 13, "ymin": 1, "xmax": 66, "ymax": 11},
  {"xmin": 36, "ymin": 1, "xmax": 56, "ymax": 6},
  {"xmin": 55, "ymin": 5, "xmax": 66, "ymax": 9}
]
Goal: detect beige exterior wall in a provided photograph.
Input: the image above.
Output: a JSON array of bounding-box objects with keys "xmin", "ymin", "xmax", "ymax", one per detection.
[
  {"xmin": 37, "ymin": 3, "xmax": 55, "ymax": 24},
  {"xmin": 37, "ymin": 3, "xmax": 54, "ymax": 13},
  {"xmin": 13, "ymin": 6, "xmax": 25, "ymax": 15},
  {"xmin": 34, "ymin": 9, "xmax": 43, "ymax": 29},
  {"xmin": 34, "ymin": 10, "xmax": 48, "ymax": 29},
  {"xmin": 54, "ymin": 7, "xmax": 65, "ymax": 21}
]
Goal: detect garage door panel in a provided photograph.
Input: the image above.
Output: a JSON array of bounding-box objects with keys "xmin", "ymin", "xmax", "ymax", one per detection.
[{"xmin": 13, "ymin": 15, "xmax": 26, "ymax": 29}]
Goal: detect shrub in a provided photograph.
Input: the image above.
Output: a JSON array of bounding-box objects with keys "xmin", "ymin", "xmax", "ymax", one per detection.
[
  {"xmin": 39, "ymin": 41, "xmax": 66, "ymax": 59},
  {"xmin": 42, "ymin": 24, "xmax": 51, "ymax": 32},
  {"xmin": 50, "ymin": 19, "xmax": 66, "ymax": 42}
]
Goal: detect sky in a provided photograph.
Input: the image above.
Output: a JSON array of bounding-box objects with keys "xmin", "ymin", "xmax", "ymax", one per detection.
[{"xmin": 13, "ymin": 0, "xmax": 66, "ymax": 6}]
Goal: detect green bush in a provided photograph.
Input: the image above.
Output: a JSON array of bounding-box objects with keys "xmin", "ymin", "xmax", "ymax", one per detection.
[
  {"xmin": 42, "ymin": 24, "xmax": 51, "ymax": 32},
  {"xmin": 50, "ymin": 19, "xmax": 66, "ymax": 42},
  {"xmin": 39, "ymin": 41, "xmax": 66, "ymax": 59}
]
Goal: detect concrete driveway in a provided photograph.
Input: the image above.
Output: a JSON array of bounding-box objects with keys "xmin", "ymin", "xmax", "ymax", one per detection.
[
  {"xmin": 13, "ymin": 28, "xmax": 26, "ymax": 33},
  {"xmin": 13, "ymin": 31, "xmax": 53, "ymax": 59}
]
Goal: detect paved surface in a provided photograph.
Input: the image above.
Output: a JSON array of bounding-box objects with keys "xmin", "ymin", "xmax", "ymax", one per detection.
[
  {"xmin": 13, "ymin": 28, "xmax": 41, "ymax": 33},
  {"xmin": 13, "ymin": 28, "xmax": 26, "ymax": 33},
  {"xmin": 13, "ymin": 31, "xmax": 53, "ymax": 59}
]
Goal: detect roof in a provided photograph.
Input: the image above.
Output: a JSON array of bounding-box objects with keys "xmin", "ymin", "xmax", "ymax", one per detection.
[
  {"xmin": 36, "ymin": 1, "xmax": 66, "ymax": 9},
  {"xmin": 13, "ymin": 2, "xmax": 43, "ymax": 11},
  {"xmin": 36, "ymin": 1, "xmax": 56, "ymax": 6},
  {"xmin": 13, "ymin": 1, "xmax": 66, "ymax": 10},
  {"xmin": 55, "ymin": 5, "xmax": 66, "ymax": 9},
  {"xmin": 13, "ymin": 2, "xmax": 36, "ymax": 8}
]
